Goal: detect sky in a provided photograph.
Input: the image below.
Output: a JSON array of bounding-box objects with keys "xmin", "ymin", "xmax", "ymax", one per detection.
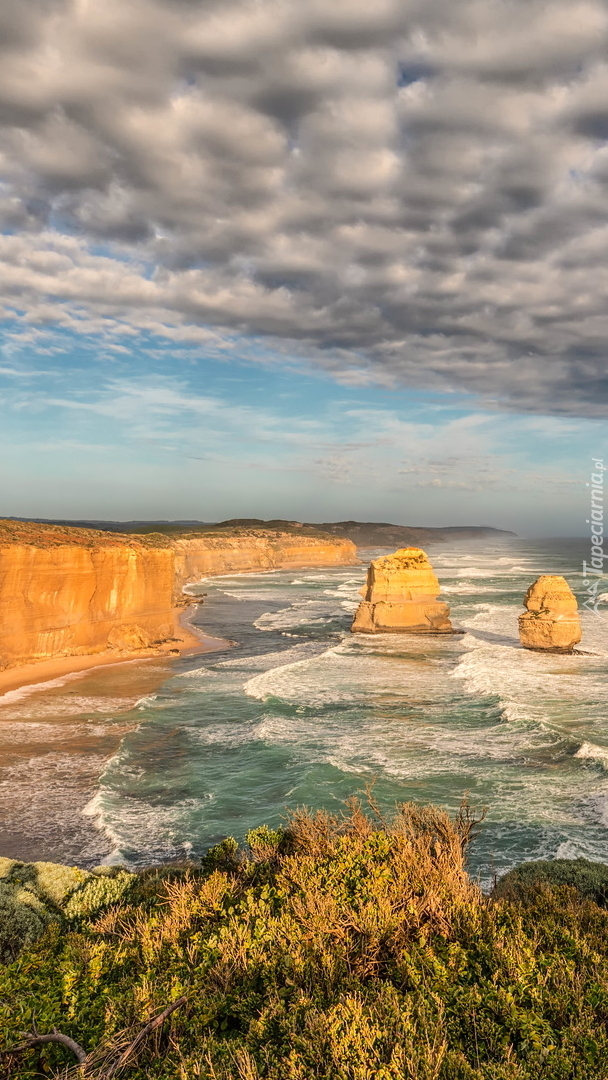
[{"xmin": 1, "ymin": 0, "xmax": 607, "ymax": 534}]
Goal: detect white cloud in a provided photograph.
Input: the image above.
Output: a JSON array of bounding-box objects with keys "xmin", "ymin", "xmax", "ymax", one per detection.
[{"xmin": 1, "ymin": 0, "xmax": 608, "ymax": 413}]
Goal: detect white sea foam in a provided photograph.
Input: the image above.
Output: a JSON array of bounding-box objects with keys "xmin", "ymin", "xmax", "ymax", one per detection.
[
  {"xmin": 452, "ymin": 597, "xmax": 607, "ymax": 732},
  {"xmin": 82, "ymin": 792, "xmax": 129, "ymax": 865},
  {"xmin": 454, "ymin": 567, "xmax": 522, "ymax": 579},
  {"xmin": 0, "ymin": 716, "xmax": 131, "ymax": 744},
  {"xmin": 82, "ymin": 790, "xmax": 104, "ymax": 822},
  {"xmin": 221, "ymin": 587, "xmax": 296, "ymax": 602},
  {"xmin": 554, "ymin": 840, "xmax": 589, "ymax": 859},
  {"xmin": 574, "ymin": 742, "xmax": 608, "ymax": 771},
  {"xmin": 442, "ymin": 582, "xmax": 501, "ymax": 595},
  {"xmin": 244, "ymin": 645, "xmax": 341, "ymax": 702},
  {"xmin": 243, "ymin": 632, "xmax": 458, "ymax": 707},
  {"xmin": 0, "ymin": 691, "xmax": 139, "ymax": 720},
  {"xmin": 254, "ymin": 598, "xmax": 345, "ymax": 631},
  {"xmin": 186, "ymin": 570, "xmax": 283, "ymax": 590},
  {"xmin": 172, "ymin": 666, "xmax": 214, "ymax": 679},
  {"xmin": 0, "ymin": 670, "xmax": 84, "ymax": 706},
  {"xmin": 587, "ymin": 794, "xmax": 608, "ymax": 830},
  {"xmin": 0, "ymin": 751, "xmax": 113, "ymax": 864},
  {"xmin": 216, "ymin": 642, "xmax": 324, "ymax": 672},
  {"xmin": 135, "ymin": 694, "xmax": 159, "ymax": 708},
  {"xmin": 86, "ymin": 787, "xmax": 216, "ymax": 867}
]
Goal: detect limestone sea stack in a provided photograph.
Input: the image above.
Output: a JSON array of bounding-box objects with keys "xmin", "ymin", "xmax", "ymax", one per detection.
[
  {"xmin": 351, "ymin": 547, "xmax": 453, "ymax": 634},
  {"xmin": 518, "ymin": 575, "xmax": 581, "ymax": 652}
]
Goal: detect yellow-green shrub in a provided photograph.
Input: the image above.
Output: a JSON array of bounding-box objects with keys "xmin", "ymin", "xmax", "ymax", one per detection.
[{"xmin": 2, "ymin": 803, "xmax": 608, "ymax": 1079}]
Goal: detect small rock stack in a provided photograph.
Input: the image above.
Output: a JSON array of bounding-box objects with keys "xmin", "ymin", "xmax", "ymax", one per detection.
[
  {"xmin": 518, "ymin": 575, "xmax": 581, "ymax": 652},
  {"xmin": 351, "ymin": 547, "xmax": 453, "ymax": 634}
]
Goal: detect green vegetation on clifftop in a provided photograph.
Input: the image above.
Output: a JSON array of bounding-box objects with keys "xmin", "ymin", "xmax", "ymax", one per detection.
[{"xmin": 2, "ymin": 803, "xmax": 608, "ymax": 1079}]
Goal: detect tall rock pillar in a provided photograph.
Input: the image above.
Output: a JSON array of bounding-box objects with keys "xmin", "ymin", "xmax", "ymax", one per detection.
[
  {"xmin": 518, "ymin": 575, "xmax": 582, "ymax": 652},
  {"xmin": 351, "ymin": 547, "xmax": 453, "ymax": 634}
]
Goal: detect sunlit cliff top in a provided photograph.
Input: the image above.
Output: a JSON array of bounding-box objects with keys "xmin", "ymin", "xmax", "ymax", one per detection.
[{"xmin": 0, "ymin": 519, "xmax": 346, "ymax": 549}]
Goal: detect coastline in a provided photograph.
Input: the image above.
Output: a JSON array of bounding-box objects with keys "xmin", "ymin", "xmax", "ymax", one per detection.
[{"xmin": 0, "ymin": 605, "xmax": 231, "ymax": 702}]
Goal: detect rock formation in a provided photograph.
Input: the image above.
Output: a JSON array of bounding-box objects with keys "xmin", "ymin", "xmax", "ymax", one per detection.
[
  {"xmin": 0, "ymin": 520, "xmax": 357, "ymax": 672},
  {"xmin": 351, "ymin": 547, "xmax": 453, "ymax": 634},
  {"xmin": 518, "ymin": 575, "xmax": 581, "ymax": 652},
  {"xmin": 171, "ymin": 531, "xmax": 356, "ymax": 591}
]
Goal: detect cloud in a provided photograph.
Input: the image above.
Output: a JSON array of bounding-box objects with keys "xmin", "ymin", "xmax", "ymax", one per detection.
[{"xmin": 1, "ymin": 0, "xmax": 608, "ymax": 414}]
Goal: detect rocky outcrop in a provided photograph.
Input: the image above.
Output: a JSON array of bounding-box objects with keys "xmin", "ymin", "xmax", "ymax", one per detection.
[
  {"xmin": 518, "ymin": 575, "xmax": 581, "ymax": 652},
  {"xmin": 351, "ymin": 547, "xmax": 453, "ymax": 634},
  {"xmin": 0, "ymin": 521, "xmax": 357, "ymax": 672}
]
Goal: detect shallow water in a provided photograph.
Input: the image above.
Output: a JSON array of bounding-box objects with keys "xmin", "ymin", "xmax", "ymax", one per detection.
[{"xmin": 1, "ymin": 537, "xmax": 606, "ymax": 883}]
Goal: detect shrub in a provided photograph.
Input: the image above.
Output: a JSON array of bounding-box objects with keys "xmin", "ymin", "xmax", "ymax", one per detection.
[
  {"xmin": 13, "ymin": 860, "xmax": 89, "ymax": 906},
  {"xmin": 0, "ymin": 859, "xmax": 137, "ymax": 957},
  {"xmin": 0, "ymin": 882, "xmax": 52, "ymax": 964},
  {"xmin": 3, "ymin": 804, "xmax": 608, "ymax": 1078},
  {"xmin": 493, "ymin": 858, "xmax": 608, "ymax": 906},
  {"xmin": 200, "ymin": 836, "xmax": 240, "ymax": 874},
  {"xmin": 63, "ymin": 869, "xmax": 135, "ymax": 922}
]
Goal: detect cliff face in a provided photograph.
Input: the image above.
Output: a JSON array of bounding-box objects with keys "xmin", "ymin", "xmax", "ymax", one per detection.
[
  {"xmin": 0, "ymin": 521, "xmax": 357, "ymax": 672},
  {"xmin": 518, "ymin": 575, "xmax": 582, "ymax": 652},
  {"xmin": 352, "ymin": 547, "xmax": 453, "ymax": 634},
  {"xmin": 0, "ymin": 534, "xmax": 176, "ymax": 669},
  {"xmin": 172, "ymin": 532, "xmax": 355, "ymax": 595}
]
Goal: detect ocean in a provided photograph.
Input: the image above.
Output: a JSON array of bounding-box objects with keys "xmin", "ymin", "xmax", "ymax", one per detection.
[{"xmin": 1, "ymin": 536, "xmax": 607, "ymax": 885}]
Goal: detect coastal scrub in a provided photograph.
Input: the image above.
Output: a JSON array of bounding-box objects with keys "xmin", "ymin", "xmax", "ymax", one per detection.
[{"xmin": 2, "ymin": 802, "xmax": 608, "ymax": 1078}]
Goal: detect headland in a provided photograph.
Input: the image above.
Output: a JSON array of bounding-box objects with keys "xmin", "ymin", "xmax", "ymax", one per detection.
[{"xmin": 0, "ymin": 519, "xmax": 357, "ymax": 695}]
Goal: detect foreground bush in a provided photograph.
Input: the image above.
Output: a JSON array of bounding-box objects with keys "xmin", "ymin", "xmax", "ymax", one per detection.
[
  {"xmin": 0, "ymin": 857, "xmax": 136, "ymax": 961},
  {"xmin": 493, "ymin": 856, "xmax": 608, "ymax": 907},
  {"xmin": 2, "ymin": 802, "xmax": 608, "ymax": 1078}
]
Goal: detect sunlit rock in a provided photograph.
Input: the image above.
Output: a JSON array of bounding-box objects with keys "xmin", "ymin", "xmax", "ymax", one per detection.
[
  {"xmin": 351, "ymin": 547, "xmax": 453, "ymax": 634},
  {"xmin": 518, "ymin": 575, "xmax": 581, "ymax": 652}
]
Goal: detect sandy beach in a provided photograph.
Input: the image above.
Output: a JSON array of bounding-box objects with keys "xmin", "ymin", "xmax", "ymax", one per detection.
[{"xmin": 0, "ymin": 606, "xmax": 231, "ymax": 701}]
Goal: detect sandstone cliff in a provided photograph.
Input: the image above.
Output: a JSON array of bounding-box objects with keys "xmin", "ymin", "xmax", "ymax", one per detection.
[
  {"xmin": 0, "ymin": 521, "xmax": 356, "ymax": 672},
  {"xmin": 518, "ymin": 575, "xmax": 582, "ymax": 652},
  {"xmin": 351, "ymin": 547, "xmax": 453, "ymax": 634},
  {"xmin": 172, "ymin": 532, "xmax": 355, "ymax": 596}
]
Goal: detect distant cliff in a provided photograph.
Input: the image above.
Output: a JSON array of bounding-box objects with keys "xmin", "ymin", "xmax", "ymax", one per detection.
[
  {"xmin": 171, "ymin": 531, "xmax": 356, "ymax": 593},
  {"xmin": 0, "ymin": 521, "xmax": 357, "ymax": 672},
  {"xmin": 217, "ymin": 519, "xmax": 517, "ymax": 547},
  {"xmin": 7, "ymin": 517, "xmax": 517, "ymax": 548}
]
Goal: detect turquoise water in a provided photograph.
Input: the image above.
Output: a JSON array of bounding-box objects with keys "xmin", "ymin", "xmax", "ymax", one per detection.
[{"xmin": 1, "ymin": 537, "xmax": 607, "ymax": 882}]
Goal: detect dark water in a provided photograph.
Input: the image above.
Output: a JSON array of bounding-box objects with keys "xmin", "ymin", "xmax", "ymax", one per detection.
[{"xmin": 1, "ymin": 537, "xmax": 607, "ymax": 883}]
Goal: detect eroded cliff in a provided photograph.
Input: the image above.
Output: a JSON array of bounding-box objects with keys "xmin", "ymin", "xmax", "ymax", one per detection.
[
  {"xmin": 0, "ymin": 521, "xmax": 357, "ymax": 672},
  {"xmin": 172, "ymin": 532, "xmax": 356, "ymax": 595}
]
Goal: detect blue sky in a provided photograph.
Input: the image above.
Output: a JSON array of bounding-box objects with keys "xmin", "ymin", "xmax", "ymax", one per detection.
[
  {"xmin": 0, "ymin": 325, "xmax": 596, "ymax": 534},
  {"xmin": 0, "ymin": 0, "xmax": 607, "ymax": 535}
]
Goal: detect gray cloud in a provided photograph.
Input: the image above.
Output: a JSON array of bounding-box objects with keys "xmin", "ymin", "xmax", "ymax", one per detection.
[{"xmin": 1, "ymin": 0, "xmax": 608, "ymax": 414}]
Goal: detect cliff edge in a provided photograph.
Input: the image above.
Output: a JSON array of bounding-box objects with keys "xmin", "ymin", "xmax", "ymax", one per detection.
[{"xmin": 0, "ymin": 521, "xmax": 357, "ymax": 673}]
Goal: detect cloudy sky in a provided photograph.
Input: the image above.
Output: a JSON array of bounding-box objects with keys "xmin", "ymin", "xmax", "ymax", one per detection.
[{"xmin": 1, "ymin": 0, "xmax": 607, "ymax": 533}]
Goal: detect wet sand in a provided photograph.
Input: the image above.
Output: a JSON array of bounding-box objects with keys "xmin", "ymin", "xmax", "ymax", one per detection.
[
  {"xmin": 0, "ymin": 606, "xmax": 234, "ymax": 865},
  {"xmin": 0, "ymin": 606, "xmax": 230, "ymax": 702}
]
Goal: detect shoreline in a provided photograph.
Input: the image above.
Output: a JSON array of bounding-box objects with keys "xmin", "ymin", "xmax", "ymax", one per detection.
[{"xmin": 0, "ymin": 605, "xmax": 231, "ymax": 702}]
